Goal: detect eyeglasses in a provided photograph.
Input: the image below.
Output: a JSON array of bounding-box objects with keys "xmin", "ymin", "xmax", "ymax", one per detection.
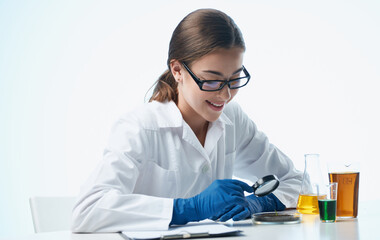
[{"xmin": 182, "ymin": 62, "xmax": 251, "ymax": 92}]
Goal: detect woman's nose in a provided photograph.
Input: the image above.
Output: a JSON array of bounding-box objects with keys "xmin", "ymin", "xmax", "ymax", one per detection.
[{"xmin": 217, "ymin": 84, "xmax": 231, "ymax": 101}]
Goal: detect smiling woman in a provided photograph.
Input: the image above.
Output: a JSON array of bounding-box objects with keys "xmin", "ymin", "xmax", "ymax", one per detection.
[
  {"xmin": 2, "ymin": 0, "xmax": 380, "ymax": 238},
  {"xmin": 71, "ymin": 8, "xmax": 303, "ymax": 232},
  {"xmin": 149, "ymin": 8, "xmax": 246, "ymax": 102},
  {"xmin": 173, "ymin": 47, "xmax": 245, "ymax": 132}
]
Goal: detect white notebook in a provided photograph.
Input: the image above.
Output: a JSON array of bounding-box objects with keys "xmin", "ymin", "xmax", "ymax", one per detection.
[{"xmin": 122, "ymin": 220, "xmax": 241, "ymax": 239}]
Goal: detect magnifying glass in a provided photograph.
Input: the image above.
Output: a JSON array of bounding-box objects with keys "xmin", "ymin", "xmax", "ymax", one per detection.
[{"xmin": 251, "ymin": 175, "xmax": 280, "ymax": 197}]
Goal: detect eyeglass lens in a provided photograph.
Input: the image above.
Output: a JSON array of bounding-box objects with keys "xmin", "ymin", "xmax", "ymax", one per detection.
[{"xmin": 202, "ymin": 78, "xmax": 248, "ymax": 91}]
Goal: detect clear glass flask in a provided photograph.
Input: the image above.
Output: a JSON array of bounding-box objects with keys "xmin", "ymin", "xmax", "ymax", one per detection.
[{"xmin": 296, "ymin": 154, "xmax": 328, "ymax": 214}]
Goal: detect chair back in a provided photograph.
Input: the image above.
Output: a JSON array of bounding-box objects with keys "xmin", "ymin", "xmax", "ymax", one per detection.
[{"xmin": 29, "ymin": 196, "xmax": 76, "ymax": 233}]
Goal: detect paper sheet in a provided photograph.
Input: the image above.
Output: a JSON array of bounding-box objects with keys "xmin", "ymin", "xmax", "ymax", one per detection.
[{"xmin": 122, "ymin": 220, "xmax": 241, "ymax": 239}]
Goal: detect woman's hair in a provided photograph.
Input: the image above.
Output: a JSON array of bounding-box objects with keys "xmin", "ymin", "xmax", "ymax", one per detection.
[{"xmin": 149, "ymin": 8, "xmax": 245, "ymax": 103}]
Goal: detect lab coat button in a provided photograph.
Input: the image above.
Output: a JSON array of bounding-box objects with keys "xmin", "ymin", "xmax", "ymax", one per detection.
[{"xmin": 202, "ymin": 165, "xmax": 209, "ymax": 173}]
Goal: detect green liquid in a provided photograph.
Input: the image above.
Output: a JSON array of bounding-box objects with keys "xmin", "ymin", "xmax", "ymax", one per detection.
[{"xmin": 318, "ymin": 199, "xmax": 337, "ymax": 222}]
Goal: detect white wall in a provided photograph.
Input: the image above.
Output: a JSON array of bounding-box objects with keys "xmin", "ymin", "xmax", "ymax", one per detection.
[{"xmin": 1, "ymin": 0, "xmax": 379, "ymax": 237}]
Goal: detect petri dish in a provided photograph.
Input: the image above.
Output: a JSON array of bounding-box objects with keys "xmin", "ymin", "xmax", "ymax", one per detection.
[{"xmin": 252, "ymin": 210, "xmax": 301, "ymax": 225}]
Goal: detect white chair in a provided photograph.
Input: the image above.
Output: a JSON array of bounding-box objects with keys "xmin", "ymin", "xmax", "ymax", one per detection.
[{"xmin": 29, "ymin": 196, "xmax": 76, "ymax": 233}]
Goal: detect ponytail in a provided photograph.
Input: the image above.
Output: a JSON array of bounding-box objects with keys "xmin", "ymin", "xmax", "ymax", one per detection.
[{"xmin": 149, "ymin": 69, "xmax": 178, "ymax": 103}]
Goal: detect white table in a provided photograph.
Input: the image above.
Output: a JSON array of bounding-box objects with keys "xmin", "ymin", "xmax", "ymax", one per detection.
[{"xmin": 7, "ymin": 200, "xmax": 379, "ymax": 240}]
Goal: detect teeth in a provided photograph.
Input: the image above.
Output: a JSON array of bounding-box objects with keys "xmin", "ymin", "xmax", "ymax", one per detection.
[{"xmin": 208, "ymin": 101, "xmax": 223, "ymax": 107}]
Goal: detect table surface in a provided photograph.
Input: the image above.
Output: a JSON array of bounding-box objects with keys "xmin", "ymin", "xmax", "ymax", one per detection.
[{"xmin": 6, "ymin": 200, "xmax": 379, "ymax": 240}]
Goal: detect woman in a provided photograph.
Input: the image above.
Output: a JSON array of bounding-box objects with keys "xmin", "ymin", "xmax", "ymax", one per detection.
[{"xmin": 71, "ymin": 8, "xmax": 302, "ymax": 232}]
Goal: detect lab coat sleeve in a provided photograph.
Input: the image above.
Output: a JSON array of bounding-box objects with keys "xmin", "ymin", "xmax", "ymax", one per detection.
[
  {"xmin": 71, "ymin": 117, "xmax": 173, "ymax": 232},
  {"xmin": 228, "ymin": 102, "xmax": 302, "ymax": 208}
]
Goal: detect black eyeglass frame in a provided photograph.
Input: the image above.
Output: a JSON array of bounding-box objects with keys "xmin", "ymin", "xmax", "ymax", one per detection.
[{"xmin": 182, "ymin": 62, "xmax": 251, "ymax": 92}]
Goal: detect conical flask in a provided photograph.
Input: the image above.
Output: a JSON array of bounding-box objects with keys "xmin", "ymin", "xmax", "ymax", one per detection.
[{"xmin": 296, "ymin": 154, "xmax": 328, "ymax": 214}]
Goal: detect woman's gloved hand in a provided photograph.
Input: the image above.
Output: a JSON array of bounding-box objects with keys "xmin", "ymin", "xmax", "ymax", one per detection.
[
  {"xmin": 221, "ymin": 193, "xmax": 286, "ymax": 221},
  {"xmin": 170, "ymin": 179, "xmax": 253, "ymax": 225}
]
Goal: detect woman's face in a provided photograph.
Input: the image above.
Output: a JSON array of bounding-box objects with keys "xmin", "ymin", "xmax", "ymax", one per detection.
[{"xmin": 174, "ymin": 47, "xmax": 244, "ymax": 124}]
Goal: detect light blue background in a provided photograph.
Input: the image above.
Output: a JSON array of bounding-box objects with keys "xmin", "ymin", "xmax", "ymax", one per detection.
[{"xmin": 1, "ymin": 0, "xmax": 379, "ymax": 238}]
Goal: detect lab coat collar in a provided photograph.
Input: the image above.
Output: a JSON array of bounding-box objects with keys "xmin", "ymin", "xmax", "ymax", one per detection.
[
  {"xmin": 154, "ymin": 101, "xmax": 234, "ymax": 159},
  {"xmin": 217, "ymin": 109, "xmax": 233, "ymax": 127},
  {"xmin": 151, "ymin": 101, "xmax": 183, "ymax": 128},
  {"xmin": 152, "ymin": 101, "xmax": 233, "ymax": 129}
]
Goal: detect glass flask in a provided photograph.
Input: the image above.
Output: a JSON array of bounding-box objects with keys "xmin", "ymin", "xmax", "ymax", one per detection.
[{"xmin": 296, "ymin": 154, "xmax": 328, "ymax": 214}]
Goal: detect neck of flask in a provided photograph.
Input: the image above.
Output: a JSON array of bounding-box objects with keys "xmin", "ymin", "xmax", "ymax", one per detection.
[{"xmin": 300, "ymin": 154, "xmax": 325, "ymax": 195}]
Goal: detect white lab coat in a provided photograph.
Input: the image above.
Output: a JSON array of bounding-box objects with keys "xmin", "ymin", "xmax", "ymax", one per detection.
[{"xmin": 71, "ymin": 100, "xmax": 302, "ymax": 232}]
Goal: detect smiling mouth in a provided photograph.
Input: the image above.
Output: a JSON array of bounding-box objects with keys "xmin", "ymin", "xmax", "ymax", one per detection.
[{"xmin": 206, "ymin": 100, "xmax": 224, "ymax": 110}]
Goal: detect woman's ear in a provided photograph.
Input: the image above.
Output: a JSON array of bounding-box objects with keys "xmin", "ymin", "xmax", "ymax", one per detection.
[{"xmin": 170, "ymin": 60, "xmax": 183, "ymax": 83}]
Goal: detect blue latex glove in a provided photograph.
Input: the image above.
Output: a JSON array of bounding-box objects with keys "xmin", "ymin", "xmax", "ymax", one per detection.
[
  {"xmin": 218, "ymin": 193, "xmax": 286, "ymax": 221},
  {"xmin": 170, "ymin": 179, "xmax": 253, "ymax": 225}
]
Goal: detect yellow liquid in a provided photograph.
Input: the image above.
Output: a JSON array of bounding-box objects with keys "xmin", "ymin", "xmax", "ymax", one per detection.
[{"xmin": 297, "ymin": 194, "xmax": 319, "ymax": 214}]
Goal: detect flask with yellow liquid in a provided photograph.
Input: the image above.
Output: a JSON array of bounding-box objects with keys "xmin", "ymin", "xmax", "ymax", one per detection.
[{"xmin": 297, "ymin": 154, "xmax": 328, "ymax": 214}]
